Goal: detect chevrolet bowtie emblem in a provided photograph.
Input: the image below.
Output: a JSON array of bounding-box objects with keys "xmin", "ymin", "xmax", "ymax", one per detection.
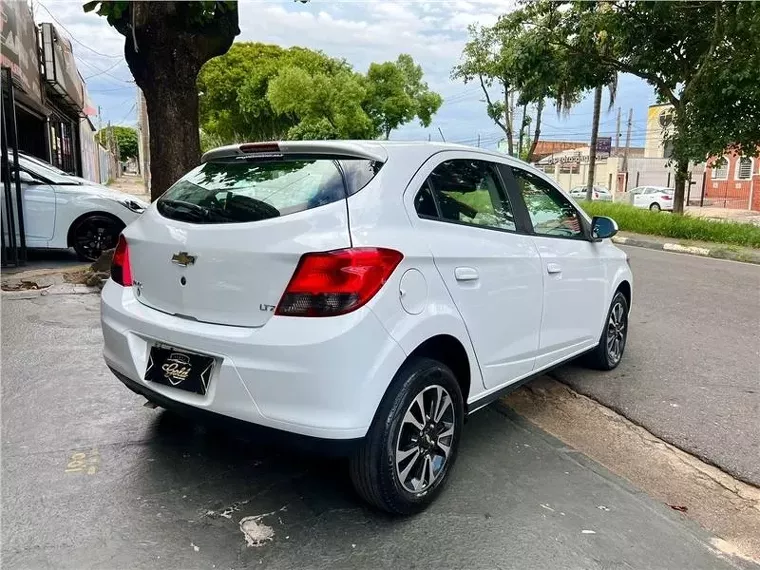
[{"xmin": 171, "ymin": 252, "xmax": 196, "ymax": 267}]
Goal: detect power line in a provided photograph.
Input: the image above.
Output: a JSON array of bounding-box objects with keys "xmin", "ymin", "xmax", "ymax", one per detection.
[
  {"xmin": 84, "ymin": 58, "xmax": 126, "ymax": 80},
  {"xmin": 37, "ymin": 2, "xmax": 122, "ymax": 59},
  {"xmin": 116, "ymin": 102, "xmax": 137, "ymax": 125}
]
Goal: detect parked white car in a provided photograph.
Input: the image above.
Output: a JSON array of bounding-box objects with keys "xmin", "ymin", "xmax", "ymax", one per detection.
[
  {"xmin": 569, "ymin": 185, "xmax": 613, "ymax": 201},
  {"xmin": 101, "ymin": 141, "xmax": 632, "ymax": 514},
  {"xmin": 630, "ymin": 186, "xmax": 674, "ymax": 211},
  {"xmin": 1, "ymin": 153, "xmax": 148, "ymax": 260}
]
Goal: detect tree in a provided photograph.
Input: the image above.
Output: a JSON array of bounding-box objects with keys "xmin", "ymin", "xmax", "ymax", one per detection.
[
  {"xmin": 83, "ymin": 1, "xmax": 240, "ymax": 200},
  {"xmin": 267, "ymin": 66, "xmax": 375, "ymax": 139},
  {"xmin": 452, "ymin": 24, "xmax": 516, "ymax": 155},
  {"xmin": 96, "ymin": 126, "xmax": 138, "ymax": 160},
  {"xmin": 365, "ymin": 54, "xmax": 443, "ymax": 140},
  {"xmin": 523, "ymin": 1, "xmax": 760, "ymax": 214},
  {"xmin": 198, "ymin": 43, "xmax": 353, "ymax": 143},
  {"xmin": 453, "ymin": 10, "xmax": 592, "ymax": 161},
  {"xmin": 198, "ymin": 44, "xmax": 441, "ymax": 143}
]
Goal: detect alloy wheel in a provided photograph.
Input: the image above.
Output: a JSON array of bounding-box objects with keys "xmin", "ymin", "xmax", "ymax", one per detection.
[
  {"xmin": 74, "ymin": 217, "xmax": 121, "ymax": 261},
  {"xmin": 606, "ymin": 300, "xmax": 627, "ymax": 364},
  {"xmin": 395, "ymin": 384, "xmax": 455, "ymax": 494}
]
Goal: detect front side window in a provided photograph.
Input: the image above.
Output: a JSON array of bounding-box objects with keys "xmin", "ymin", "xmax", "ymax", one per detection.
[
  {"xmin": 512, "ymin": 167, "xmax": 584, "ymax": 239},
  {"xmin": 419, "ymin": 159, "xmax": 516, "ymax": 232}
]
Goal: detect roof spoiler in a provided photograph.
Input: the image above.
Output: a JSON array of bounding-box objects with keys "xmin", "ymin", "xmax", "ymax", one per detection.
[{"xmin": 201, "ymin": 141, "xmax": 388, "ymax": 163}]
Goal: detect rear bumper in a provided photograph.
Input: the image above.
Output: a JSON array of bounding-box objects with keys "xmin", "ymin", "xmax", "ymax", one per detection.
[
  {"xmin": 101, "ymin": 280, "xmax": 407, "ymax": 441},
  {"xmin": 110, "ymin": 367, "xmax": 363, "ymax": 456}
]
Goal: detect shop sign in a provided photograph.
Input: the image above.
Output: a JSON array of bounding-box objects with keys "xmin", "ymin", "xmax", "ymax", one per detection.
[{"xmin": 0, "ymin": 1, "xmax": 43, "ymax": 105}]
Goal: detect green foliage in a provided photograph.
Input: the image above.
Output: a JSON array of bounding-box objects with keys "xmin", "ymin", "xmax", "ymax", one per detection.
[
  {"xmin": 365, "ymin": 54, "xmax": 443, "ymax": 139},
  {"xmin": 521, "ymin": 1, "xmax": 760, "ymax": 211},
  {"xmin": 267, "ymin": 65, "xmax": 374, "ymax": 140},
  {"xmin": 96, "ymin": 126, "xmax": 138, "ymax": 160},
  {"xmin": 580, "ymin": 202, "xmax": 760, "ymax": 248},
  {"xmin": 198, "ymin": 43, "xmax": 441, "ymax": 143}
]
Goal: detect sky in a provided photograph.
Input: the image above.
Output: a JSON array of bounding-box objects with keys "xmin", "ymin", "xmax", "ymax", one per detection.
[{"xmin": 34, "ymin": 0, "xmax": 659, "ymax": 150}]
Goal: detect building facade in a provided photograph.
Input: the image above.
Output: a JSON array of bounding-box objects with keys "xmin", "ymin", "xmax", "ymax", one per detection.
[
  {"xmin": 1, "ymin": 1, "xmax": 116, "ymax": 183},
  {"xmin": 704, "ymin": 151, "xmax": 759, "ymax": 211}
]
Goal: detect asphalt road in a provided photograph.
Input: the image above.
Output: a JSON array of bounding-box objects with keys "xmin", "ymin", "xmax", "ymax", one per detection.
[
  {"xmin": 1, "ymin": 292, "xmax": 746, "ymax": 570},
  {"xmin": 555, "ymin": 246, "xmax": 760, "ymax": 486}
]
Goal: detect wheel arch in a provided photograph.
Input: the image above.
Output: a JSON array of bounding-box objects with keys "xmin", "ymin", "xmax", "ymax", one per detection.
[
  {"xmin": 66, "ymin": 211, "xmax": 126, "ymax": 247},
  {"xmin": 402, "ymin": 334, "xmax": 472, "ymax": 405},
  {"xmin": 616, "ymin": 279, "xmax": 632, "ymax": 309}
]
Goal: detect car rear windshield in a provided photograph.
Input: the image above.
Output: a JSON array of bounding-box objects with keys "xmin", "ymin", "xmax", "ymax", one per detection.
[{"xmin": 157, "ymin": 157, "xmax": 382, "ymax": 224}]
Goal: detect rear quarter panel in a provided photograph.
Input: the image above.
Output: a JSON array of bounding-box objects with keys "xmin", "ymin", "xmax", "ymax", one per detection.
[{"xmin": 346, "ymin": 152, "xmax": 487, "ymax": 401}]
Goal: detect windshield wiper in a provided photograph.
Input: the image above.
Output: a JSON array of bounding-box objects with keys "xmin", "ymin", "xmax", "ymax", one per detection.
[{"xmin": 160, "ymin": 199, "xmax": 237, "ymax": 223}]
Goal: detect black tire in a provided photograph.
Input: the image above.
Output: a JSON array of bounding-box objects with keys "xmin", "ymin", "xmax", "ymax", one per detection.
[
  {"xmin": 649, "ymin": 202, "xmax": 661, "ymax": 212},
  {"xmin": 583, "ymin": 291, "xmax": 629, "ymax": 371},
  {"xmin": 349, "ymin": 357, "xmax": 464, "ymax": 515},
  {"xmin": 71, "ymin": 214, "xmax": 125, "ymax": 261}
]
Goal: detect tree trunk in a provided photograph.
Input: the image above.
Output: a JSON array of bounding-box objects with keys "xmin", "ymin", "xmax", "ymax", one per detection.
[
  {"xmin": 586, "ymin": 85, "xmax": 603, "ymax": 201},
  {"xmin": 527, "ymin": 98, "xmax": 544, "ymax": 163},
  {"xmin": 113, "ymin": 2, "xmax": 239, "ymax": 201},
  {"xmin": 517, "ymin": 102, "xmax": 528, "ymax": 159},
  {"xmin": 504, "ymin": 86, "xmax": 514, "ymax": 156},
  {"xmin": 673, "ymin": 157, "xmax": 689, "ymax": 214},
  {"xmin": 143, "ymin": 77, "xmax": 202, "ymax": 201}
]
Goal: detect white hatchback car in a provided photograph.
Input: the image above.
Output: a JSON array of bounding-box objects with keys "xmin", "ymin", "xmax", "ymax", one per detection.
[
  {"xmin": 101, "ymin": 141, "xmax": 632, "ymax": 514},
  {"xmin": 569, "ymin": 185, "xmax": 613, "ymax": 201},
  {"xmin": 630, "ymin": 186, "xmax": 674, "ymax": 211},
  {"xmin": 1, "ymin": 153, "xmax": 149, "ymax": 260}
]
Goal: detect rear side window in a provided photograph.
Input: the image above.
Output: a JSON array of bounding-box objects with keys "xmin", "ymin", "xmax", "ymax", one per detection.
[{"xmin": 157, "ymin": 157, "xmax": 380, "ymax": 224}]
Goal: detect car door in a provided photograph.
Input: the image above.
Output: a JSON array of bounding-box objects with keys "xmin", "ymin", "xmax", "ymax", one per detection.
[
  {"xmin": 0, "ymin": 168, "xmax": 56, "ymax": 245},
  {"xmin": 632, "ymin": 187, "xmax": 648, "ymax": 208},
  {"xmin": 506, "ymin": 165, "xmax": 607, "ymax": 370},
  {"xmin": 406, "ymin": 154, "xmax": 544, "ymax": 390}
]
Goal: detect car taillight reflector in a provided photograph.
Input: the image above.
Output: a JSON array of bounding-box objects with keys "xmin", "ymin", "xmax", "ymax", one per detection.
[
  {"xmin": 275, "ymin": 248, "xmax": 403, "ymax": 317},
  {"xmin": 661, "ymin": 194, "xmax": 672, "ymax": 200},
  {"xmin": 111, "ymin": 234, "xmax": 132, "ymax": 286}
]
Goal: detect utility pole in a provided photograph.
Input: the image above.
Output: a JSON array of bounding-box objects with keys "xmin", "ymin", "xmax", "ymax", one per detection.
[
  {"xmin": 437, "ymin": 127, "xmax": 446, "ymax": 142},
  {"xmin": 615, "ymin": 107, "xmax": 621, "ymax": 152},
  {"xmin": 622, "ymin": 108, "xmax": 633, "ymax": 172},
  {"xmin": 477, "ymin": 133, "xmax": 481, "ymax": 148}
]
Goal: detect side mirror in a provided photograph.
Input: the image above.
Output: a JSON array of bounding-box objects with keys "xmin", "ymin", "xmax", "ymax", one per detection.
[
  {"xmin": 13, "ymin": 171, "xmax": 38, "ymax": 185},
  {"xmin": 591, "ymin": 216, "xmax": 618, "ymax": 240}
]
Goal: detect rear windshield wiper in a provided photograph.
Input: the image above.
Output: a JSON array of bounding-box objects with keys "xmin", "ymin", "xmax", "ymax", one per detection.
[{"xmin": 160, "ymin": 199, "xmax": 237, "ymax": 223}]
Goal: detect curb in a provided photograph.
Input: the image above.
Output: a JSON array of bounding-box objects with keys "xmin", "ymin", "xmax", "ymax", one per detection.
[{"xmin": 612, "ymin": 236, "xmax": 760, "ymax": 265}]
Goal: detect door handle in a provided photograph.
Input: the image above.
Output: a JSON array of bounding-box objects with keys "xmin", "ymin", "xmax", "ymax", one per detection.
[
  {"xmin": 546, "ymin": 263, "xmax": 562, "ymax": 274},
  {"xmin": 454, "ymin": 267, "xmax": 479, "ymax": 281}
]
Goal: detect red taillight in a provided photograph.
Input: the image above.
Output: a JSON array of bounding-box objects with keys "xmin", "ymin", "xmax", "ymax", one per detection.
[
  {"xmin": 111, "ymin": 234, "xmax": 132, "ymax": 286},
  {"xmin": 661, "ymin": 194, "xmax": 672, "ymax": 200},
  {"xmin": 275, "ymin": 248, "xmax": 403, "ymax": 317},
  {"xmin": 593, "ymin": 192, "xmax": 599, "ymax": 199}
]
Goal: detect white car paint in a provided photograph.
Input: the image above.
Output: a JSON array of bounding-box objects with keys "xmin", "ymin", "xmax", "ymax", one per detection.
[
  {"xmin": 630, "ymin": 186, "xmax": 675, "ymax": 211},
  {"xmin": 1, "ymin": 154, "xmax": 148, "ymax": 251},
  {"xmin": 101, "ymin": 140, "xmax": 632, "ymax": 442}
]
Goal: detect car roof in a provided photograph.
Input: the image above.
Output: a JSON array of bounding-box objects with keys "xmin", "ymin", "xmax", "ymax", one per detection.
[{"xmin": 202, "ymin": 140, "xmax": 532, "ymax": 169}]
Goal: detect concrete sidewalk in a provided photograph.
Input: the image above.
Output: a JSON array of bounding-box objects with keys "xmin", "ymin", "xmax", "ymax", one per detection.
[
  {"xmin": 109, "ymin": 173, "xmax": 149, "ymax": 201},
  {"xmin": 2, "ymin": 291, "xmax": 755, "ymax": 570}
]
